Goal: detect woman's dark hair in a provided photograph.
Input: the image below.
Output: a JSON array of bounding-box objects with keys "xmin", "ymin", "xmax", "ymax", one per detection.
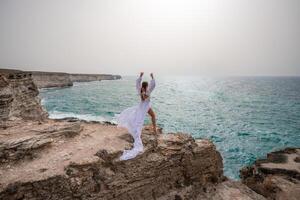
[{"xmin": 140, "ymin": 81, "xmax": 148, "ymax": 101}]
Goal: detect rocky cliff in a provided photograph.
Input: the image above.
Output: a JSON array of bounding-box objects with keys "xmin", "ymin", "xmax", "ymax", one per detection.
[
  {"xmin": 0, "ymin": 119, "xmax": 267, "ymax": 200},
  {"xmin": 0, "ymin": 69, "xmax": 298, "ymax": 200},
  {"xmin": 241, "ymin": 148, "xmax": 300, "ymax": 200},
  {"xmin": 0, "ymin": 69, "xmax": 48, "ymax": 121},
  {"xmin": 0, "ymin": 119, "xmax": 224, "ymax": 200}
]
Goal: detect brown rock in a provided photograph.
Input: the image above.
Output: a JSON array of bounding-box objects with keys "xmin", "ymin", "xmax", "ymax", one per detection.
[
  {"xmin": 240, "ymin": 148, "xmax": 300, "ymax": 200},
  {"xmin": 0, "ymin": 70, "xmax": 48, "ymax": 121},
  {"xmin": 197, "ymin": 180, "xmax": 266, "ymax": 200},
  {"xmin": 0, "ymin": 121, "xmax": 82, "ymax": 164},
  {"xmin": 0, "ymin": 121, "xmax": 224, "ymax": 200},
  {"xmin": 158, "ymin": 180, "xmax": 266, "ymax": 200},
  {"xmin": 0, "ymin": 75, "xmax": 13, "ymax": 121}
]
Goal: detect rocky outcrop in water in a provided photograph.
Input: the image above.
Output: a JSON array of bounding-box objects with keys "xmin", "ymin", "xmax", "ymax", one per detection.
[
  {"xmin": 240, "ymin": 148, "xmax": 300, "ymax": 200},
  {"xmin": 0, "ymin": 69, "xmax": 48, "ymax": 121}
]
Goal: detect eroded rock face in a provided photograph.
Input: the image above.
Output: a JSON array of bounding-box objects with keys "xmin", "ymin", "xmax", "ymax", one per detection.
[
  {"xmin": 0, "ymin": 75, "xmax": 13, "ymax": 120},
  {"xmin": 0, "ymin": 122, "xmax": 224, "ymax": 200},
  {"xmin": 193, "ymin": 180, "xmax": 266, "ymax": 200},
  {"xmin": 0, "ymin": 122, "xmax": 82, "ymax": 164},
  {"xmin": 0, "ymin": 70, "xmax": 48, "ymax": 121},
  {"xmin": 240, "ymin": 148, "xmax": 300, "ymax": 200}
]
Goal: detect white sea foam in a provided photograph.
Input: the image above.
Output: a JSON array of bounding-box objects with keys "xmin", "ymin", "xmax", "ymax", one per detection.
[
  {"xmin": 40, "ymin": 98, "xmax": 46, "ymax": 106},
  {"xmin": 48, "ymin": 110, "xmax": 109, "ymax": 122}
]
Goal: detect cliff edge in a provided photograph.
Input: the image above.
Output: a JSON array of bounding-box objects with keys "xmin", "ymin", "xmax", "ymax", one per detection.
[{"xmin": 0, "ymin": 120, "xmax": 225, "ymax": 199}]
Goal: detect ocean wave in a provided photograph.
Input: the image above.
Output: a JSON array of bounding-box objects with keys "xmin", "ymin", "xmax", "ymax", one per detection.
[{"xmin": 48, "ymin": 110, "xmax": 111, "ymax": 122}]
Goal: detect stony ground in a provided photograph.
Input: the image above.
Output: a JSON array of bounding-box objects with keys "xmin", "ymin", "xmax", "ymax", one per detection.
[
  {"xmin": 0, "ymin": 119, "xmax": 129, "ymax": 191},
  {"xmin": 241, "ymin": 147, "xmax": 300, "ymax": 200},
  {"xmin": 0, "ymin": 119, "xmax": 267, "ymax": 200}
]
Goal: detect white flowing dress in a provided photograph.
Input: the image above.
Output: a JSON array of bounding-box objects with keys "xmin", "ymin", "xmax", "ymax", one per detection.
[{"xmin": 117, "ymin": 77, "xmax": 156, "ymax": 160}]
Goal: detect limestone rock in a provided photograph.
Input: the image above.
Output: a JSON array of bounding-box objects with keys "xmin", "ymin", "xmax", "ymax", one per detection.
[
  {"xmin": 158, "ymin": 180, "xmax": 267, "ymax": 200},
  {"xmin": 0, "ymin": 121, "xmax": 82, "ymax": 164},
  {"xmin": 0, "ymin": 122, "xmax": 224, "ymax": 200},
  {"xmin": 0, "ymin": 75, "xmax": 13, "ymax": 120},
  {"xmin": 0, "ymin": 70, "xmax": 48, "ymax": 121},
  {"xmin": 197, "ymin": 180, "xmax": 267, "ymax": 200},
  {"xmin": 240, "ymin": 148, "xmax": 300, "ymax": 200}
]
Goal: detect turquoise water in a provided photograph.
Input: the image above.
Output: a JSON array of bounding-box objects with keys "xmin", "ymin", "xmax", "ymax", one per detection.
[{"xmin": 40, "ymin": 76, "xmax": 300, "ymax": 179}]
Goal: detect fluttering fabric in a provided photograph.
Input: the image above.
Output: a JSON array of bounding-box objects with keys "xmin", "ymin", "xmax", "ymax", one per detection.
[{"xmin": 117, "ymin": 77, "xmax": 155, "ymax": 160}]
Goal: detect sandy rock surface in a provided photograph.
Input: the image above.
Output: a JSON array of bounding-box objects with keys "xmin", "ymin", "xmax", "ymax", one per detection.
[
  {"xmin": 0, "ymin": 119, "xmax": 224, "ymax": 200},
  {"xmin": 241, "ymin": 148, "xmax": 300, "ymax": 200}
]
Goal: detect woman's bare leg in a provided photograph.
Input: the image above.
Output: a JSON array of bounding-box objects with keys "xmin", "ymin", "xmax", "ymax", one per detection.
[{"xmin": 148, "ymin": 108, "xmax": 157, "ymax": 134}]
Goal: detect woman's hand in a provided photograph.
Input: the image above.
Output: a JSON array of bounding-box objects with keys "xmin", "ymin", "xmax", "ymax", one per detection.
[
  {"xmin": 140, "ymin": 72, "xmax": 144, "ymax": 77},
  {"xmin": 150, "ymin": 73, "xmax": 154, "ymax": 79}
]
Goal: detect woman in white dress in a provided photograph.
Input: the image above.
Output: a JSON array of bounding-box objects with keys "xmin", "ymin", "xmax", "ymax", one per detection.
[{"xmin": 117, "ymin": 72, "xmax": 157, "ymax": 160}]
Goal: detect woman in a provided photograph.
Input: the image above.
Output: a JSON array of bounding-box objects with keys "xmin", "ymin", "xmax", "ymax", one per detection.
[{"xmin": 117, "ymin": 72, "xmax": 157, "ymax": 160}]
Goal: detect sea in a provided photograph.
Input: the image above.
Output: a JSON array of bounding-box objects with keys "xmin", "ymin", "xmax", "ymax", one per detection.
[{"xmin": 39, "ymin": 76, "xmax": 300, "ymax": 179}]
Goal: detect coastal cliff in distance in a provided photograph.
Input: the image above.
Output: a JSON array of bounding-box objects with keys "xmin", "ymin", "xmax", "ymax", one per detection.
[
  {"xmin": 31, "ymin": 71, "xmax": 121, "ymax": 88},
  {"xmin": 0, "ymin": 68, "xmax": 121, "ymax": 89},
  {"xmin": 70, "ymin": 73, "xmax": 122, "ymax": 82}
]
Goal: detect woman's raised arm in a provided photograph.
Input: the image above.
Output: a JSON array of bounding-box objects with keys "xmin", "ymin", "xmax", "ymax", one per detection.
[
  {"xmin": 136, "ymin": 72, "xmax": 143, "ymax": 93},
  {"xmin": 149, "ymin": 73, "xmax": 156, "ymax": 93}
]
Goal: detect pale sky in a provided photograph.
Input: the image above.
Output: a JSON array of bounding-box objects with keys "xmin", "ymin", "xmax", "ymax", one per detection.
[{"xmin": 0, "ymin": 0, "xmax": 299, "ymax": 76}]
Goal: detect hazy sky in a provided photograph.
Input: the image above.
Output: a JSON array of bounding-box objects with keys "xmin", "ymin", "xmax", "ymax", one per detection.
[{"xmin": 0, "ymin": 0, "xmax": 299, "ymax": 76}]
